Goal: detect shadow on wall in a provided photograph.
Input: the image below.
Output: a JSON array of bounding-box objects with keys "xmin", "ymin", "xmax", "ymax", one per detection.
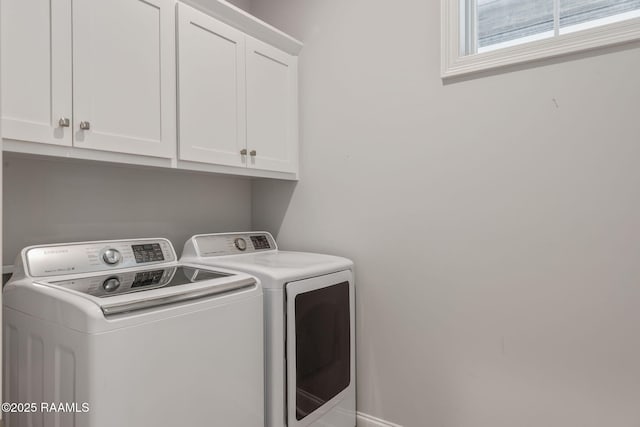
[
  {"xmin": 2, "ymin": 153, "xmax": 253, "ymax": 266},
  {"xmin": 251, "ymin": 179, "xmax": 297, "ymax": 238}
]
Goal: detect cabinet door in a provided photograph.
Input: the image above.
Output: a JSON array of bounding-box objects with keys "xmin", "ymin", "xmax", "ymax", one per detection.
[
  {"xmin": 177, "ymin": 4, "xmax": 246, "ymax": 167},
  {"xmin": 246, "ymin": 37, "xmax": 298, "ymax": 173},
  {"xmin": 72, "ymin": 0, "xmax": 176, "ymax": 158},
  {"xmin": 0, "ymin": 0, "xmax": 72, "ymax": 146}
]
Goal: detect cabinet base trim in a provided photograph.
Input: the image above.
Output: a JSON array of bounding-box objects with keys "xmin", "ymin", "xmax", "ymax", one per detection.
[{"xmin": 3, "ymin": 139, "xmax": 299, "ymax": 181}]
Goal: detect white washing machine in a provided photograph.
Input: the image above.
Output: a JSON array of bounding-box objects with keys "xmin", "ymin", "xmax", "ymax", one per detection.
[
  {"xmin": 3, "ymin": 238, "xmax": 264, "ymax": 427},
  {"xmin": 181, "ymin": 232, "xmax": 355, "ymax": 427}
]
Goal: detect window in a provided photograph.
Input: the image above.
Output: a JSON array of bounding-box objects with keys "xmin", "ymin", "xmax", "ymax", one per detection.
[{"xmin": 442, "ymin": 0, "xmax": 640, "ymax": 77}]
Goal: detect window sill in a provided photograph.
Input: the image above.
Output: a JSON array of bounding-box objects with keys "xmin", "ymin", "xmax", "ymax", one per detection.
[{"xmin": 441, "ymin": 4, "xmax": 640, "ymax": 80}]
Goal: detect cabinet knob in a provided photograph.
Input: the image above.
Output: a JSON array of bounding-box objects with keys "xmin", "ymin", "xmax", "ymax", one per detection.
[
  {"xmin": 249, "ymin": 150, "xmax": 257, "ymax": 157},
  {"xmin": 79, "ymin": 121, "xmax": 91, "ymax": 130},
  {"xmin": 240, "ymin": 149, "xmax": 247, "ymax": 155},
  {"xmin": 58, "ymin": 117, "xmax": 70, "ymax": 128}
]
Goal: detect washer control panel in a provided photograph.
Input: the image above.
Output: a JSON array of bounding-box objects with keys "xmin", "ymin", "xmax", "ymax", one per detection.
[
  {"xmin": 194, "ymin": 232, "xmax": 277, "ymax": 257},
  {"xmin": 25, "ymin": 239, "xmax": 176, "ymax": 278}
]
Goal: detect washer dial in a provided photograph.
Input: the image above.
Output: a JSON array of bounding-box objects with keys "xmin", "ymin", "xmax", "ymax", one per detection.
[
  {"xmin": 102, "ymin": 248, "xmax": 122, "ymax": 265},
  {"xmin": 234, "ymin": 238, "xmax": 247, "ymax": 251}
]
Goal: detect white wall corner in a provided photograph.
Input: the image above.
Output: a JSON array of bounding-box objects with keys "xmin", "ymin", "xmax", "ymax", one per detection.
[{"xmin": 357, "ymin": 412, "xmax": 403, "ymax": 427}]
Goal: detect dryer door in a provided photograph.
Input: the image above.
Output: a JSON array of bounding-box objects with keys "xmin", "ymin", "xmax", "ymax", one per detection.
[{"xmin": 285, "ymin": 269, "xmax": 355, "ymax": 427}]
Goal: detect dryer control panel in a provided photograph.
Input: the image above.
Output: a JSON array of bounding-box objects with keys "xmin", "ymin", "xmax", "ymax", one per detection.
[
  {"xmin": 24, "ymin": 239, "xmax": 176, "ymax": 278},
  {"xmin": 192, "ymin": 232, "xmax": 278, "ymax": 257}
]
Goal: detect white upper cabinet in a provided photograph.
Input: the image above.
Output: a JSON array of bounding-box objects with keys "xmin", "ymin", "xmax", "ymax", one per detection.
[
  {"xmin": 72, "ymin": 0, "xmax": 176, "ymax": 158},
  {"xmin": 246, "ymin": 37, "xmax": 298, "ymax": 173},
  {"xmin": 0, "ymin": 0, "xmax": 73, "ymax": 146},
  {"xmin": 2, "ymin": 0, "xmax": 302, "ymax": 179},
  {"xmin": 177, "ymin": 4, "xmax": 299, "ymax": 175},
  {"xmin": 177, "ymin": 3, "xmax": 246, "ymax": 167}
]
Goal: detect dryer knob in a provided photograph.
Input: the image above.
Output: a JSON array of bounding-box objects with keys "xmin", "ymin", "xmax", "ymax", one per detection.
[
  {"xmin": 102, "ymin": 249, "xmax": 122, "ymax": 265},
  {"xmin": 234, "ymin": 238, "xmax": 247, "ymax": 251},
  {"xmin": 103, "ymin": 277, "xmax": 121, "ymax": 292}
]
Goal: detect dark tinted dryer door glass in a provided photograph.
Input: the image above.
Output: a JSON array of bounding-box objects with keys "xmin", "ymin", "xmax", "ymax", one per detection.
[{"xmin": 294, "ymin": 281, "xmax": 351, "ymax": 421}]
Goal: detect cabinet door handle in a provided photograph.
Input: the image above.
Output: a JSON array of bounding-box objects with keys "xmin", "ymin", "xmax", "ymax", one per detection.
[
  {"xmin": 79, "ymin": 121, "xmax": 91, "ymax": 130},
  {"xmin": 58, "ymin": 117, "xmax": 70, "ymax": 127},
  {"xmin": 240, "ymin": 149, "xmax": 247, "ymax": 155},
  {"xmin": 249, "ymin": 150, "xmax": 257, "ymax": 157}
]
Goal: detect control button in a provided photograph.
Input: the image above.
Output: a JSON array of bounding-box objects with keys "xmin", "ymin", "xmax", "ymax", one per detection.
[
  {"xmin": 234, "ymin": 238, "xmax": 247, "ymax": 251},
  {"xmin": 102, "ymin": 277, "xmax": 121, "ymax": 292},
  {"xmin": 102, "ymin": 249, "xmax": 122, "ymax": 265}
]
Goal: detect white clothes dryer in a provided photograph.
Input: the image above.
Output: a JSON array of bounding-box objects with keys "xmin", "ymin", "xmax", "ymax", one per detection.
[
  {"xmin": 181, "ymin": 232, "xmax": 355, "ymax": 427},
  {"xmin": 3, "ymin": 238, "xmax": 264, "ymax": 427}
]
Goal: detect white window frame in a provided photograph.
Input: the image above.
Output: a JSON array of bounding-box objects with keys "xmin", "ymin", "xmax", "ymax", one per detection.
[{"xmin": 441, "ymin": 0, "xmax": 640, "ymax": 79}]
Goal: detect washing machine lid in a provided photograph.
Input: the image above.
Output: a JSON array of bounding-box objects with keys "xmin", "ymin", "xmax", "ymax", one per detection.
[{"xmin": 38, "ymin": 264, "xmax": 256, "ymax": 316}]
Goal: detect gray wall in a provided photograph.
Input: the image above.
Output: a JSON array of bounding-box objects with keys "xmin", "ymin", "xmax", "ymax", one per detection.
[
  {"xmin": 3, "ymin": 154, "xmax": 251, "ymax": 264},
  {"xmin": 251, "ymin": 1, "xmax": 640, "ymax": 426}
]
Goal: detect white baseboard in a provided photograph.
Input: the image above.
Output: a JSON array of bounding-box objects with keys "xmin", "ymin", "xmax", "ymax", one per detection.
[{"xmin": 357, "ymin": 411, "xmax": 402, "ymax": 427}]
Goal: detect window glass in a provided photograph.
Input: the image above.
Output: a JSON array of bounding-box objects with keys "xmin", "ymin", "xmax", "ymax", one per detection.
[
  {"xmin": 560, "ymin": 0, "xmax": 640, "ymax": 33},
  {"xmin": 478, "ymin": 0, "xmax": 554, "ymax": 52}
]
